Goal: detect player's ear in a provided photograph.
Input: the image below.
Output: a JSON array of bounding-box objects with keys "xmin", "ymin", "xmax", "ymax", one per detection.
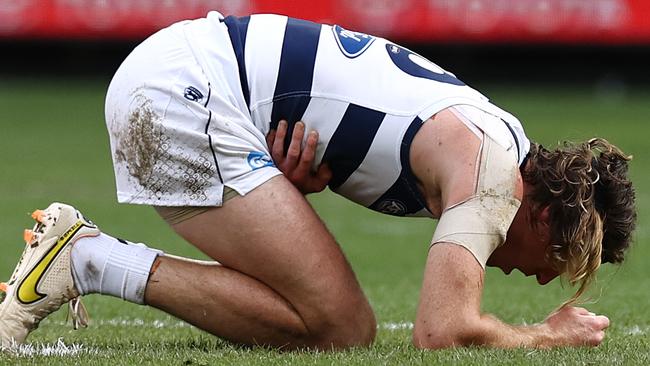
[{"xmin": 529, "ymin": 205, "xmax": 552, "ymax": 247}]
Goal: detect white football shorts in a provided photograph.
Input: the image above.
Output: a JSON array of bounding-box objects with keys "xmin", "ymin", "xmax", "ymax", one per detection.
[{"xmin": 105, "ymin": 13, "xmax": 281, "ymax": 207}]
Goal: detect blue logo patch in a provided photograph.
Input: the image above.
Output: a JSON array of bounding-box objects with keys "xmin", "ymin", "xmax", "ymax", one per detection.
[
  {"xmin": 247, "ymin": 151, "xmax": 274, "ymax": 170},
  {"xmin": 332, "ymin": 25, "xmax": 375, "ymax": 58}
]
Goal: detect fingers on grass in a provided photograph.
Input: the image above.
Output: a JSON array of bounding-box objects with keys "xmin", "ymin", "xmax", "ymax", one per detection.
[
  {"xmin": 595, "ymin": 315, "xmax": 610, "ymax": 329},
  {"xmin": 572, "ymin": 307, "xmax": 589, "ymax": 315}
]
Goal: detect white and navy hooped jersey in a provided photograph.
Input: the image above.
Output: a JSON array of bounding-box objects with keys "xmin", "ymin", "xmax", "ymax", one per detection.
[{"xmin": 217, "ymin": 12, "xmax": 530, "ymax": 217}]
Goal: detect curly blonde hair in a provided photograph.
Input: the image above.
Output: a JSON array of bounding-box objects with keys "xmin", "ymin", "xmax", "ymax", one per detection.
[{"xmin": 523, "ymin": 138, "xmax": 636, "ymax": 303}]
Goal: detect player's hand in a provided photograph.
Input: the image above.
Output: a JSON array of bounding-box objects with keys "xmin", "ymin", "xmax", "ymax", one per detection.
[
  {"xmin": 266, "ymin": 120, "xmax": 332, "ymax": 194},
  {"xmin": 541, "ymin": 306, "xmax": 610, "ymax": 347}
]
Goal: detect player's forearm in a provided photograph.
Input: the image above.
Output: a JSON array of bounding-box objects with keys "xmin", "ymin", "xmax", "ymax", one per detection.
[
  {"xmin": 414, "ymin": 314, "xmax": 557, "ymax": 349},
  {"xmin": 468, "ymin": 314, "xmax": 556, "ymax": 348}
]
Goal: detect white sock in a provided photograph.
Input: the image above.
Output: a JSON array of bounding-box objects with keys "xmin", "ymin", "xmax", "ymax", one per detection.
[{"xmin": 71, "ymin": 233, "xmax": 163, "ymax": 304}]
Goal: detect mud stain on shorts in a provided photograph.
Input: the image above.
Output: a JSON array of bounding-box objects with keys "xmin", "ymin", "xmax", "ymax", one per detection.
[
  {"xmin": 112, "ymin": 92, "xmax": 217, "ymax": 203},
  {"xmin": 114, "ymin": 94, "xmax": 162, "ymax": 188}
]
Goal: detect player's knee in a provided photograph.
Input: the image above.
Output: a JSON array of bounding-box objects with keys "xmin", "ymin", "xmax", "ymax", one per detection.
[
  {"xmin": 308, "ymin": 297, "xmax": 376, "ymax": 349},
  {"xmin": 333, "ymin": 302, "xmax": 376, "ymax": 347}
]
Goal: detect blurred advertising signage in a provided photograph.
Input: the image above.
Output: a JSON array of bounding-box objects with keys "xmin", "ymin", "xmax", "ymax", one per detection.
[{"xmin": 1, "ymin": 0, "xmax": 649, "ymax": 44}]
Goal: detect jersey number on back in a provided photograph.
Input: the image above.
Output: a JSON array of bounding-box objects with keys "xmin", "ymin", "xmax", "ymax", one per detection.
[{"xmin": 386, "ymin": 44, "xmax": 465, "ymax": 86}]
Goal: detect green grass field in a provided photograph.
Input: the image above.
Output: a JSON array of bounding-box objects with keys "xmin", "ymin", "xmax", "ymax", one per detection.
[{"xmin": 0, "ymin": 78, "xmax": 649, "ymax": 365}]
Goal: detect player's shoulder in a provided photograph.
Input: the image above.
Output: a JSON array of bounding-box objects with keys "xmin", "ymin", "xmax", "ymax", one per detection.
[{"xmin": 411, "ymin": 108, "xmax": 523, "ymax": 214}]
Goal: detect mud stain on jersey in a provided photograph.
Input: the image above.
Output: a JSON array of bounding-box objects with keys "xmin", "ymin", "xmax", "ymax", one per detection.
[{"xmin": 112, "ymin": 92, "xmax": 217, "ymax": 202}]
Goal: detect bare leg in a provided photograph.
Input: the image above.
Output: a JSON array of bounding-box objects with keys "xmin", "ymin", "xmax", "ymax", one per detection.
[
  {"xmin": 146, "ymin": 257, "xmax": 311, "ymax": 347},
  {"xmin": 144, "ymin": 176, "xmax": 376, "ymax": 349}
]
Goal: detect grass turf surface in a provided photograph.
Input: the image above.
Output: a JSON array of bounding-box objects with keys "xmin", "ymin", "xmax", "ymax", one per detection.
[{"xmin": 0, "ymin": 78, "xmax": 649, "ymax": 365}]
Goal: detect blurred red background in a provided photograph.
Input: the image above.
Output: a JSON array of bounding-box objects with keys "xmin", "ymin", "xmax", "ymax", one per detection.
[{"xmin": 1, "ymin": 0, "xmax": 650, "ymax": 44}]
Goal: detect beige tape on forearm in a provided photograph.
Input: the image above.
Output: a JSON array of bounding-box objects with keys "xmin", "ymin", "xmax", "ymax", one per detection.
[{"xmin": 431, "ymin": 135, "xmax": 521, "ymax": 268}]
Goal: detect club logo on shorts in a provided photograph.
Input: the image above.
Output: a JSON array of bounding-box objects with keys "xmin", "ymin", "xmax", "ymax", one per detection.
[
  {"xmin": 247, "ymin": 151, "xmax": 274, "ymax": 170},
  {"xmin": 184, "ymin": 86, "xmax": 204, "ymax": 102},
  {"xmin": 375, "ymin": 199, "xmax": 407, "ymax": 216},
  {"xmin": 332, "ymin": 25, "xmax": 375, "ymax": 58}
]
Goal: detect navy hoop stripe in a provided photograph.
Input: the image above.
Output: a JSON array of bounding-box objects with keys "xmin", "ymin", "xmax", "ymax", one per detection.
[
  {"xmin": 323, "ymin": 104, "xmax": 386, "ymax": 190},
  {"xmin": 370, "ymin": 117, "xmax": 428, "ymax": 216},
  {"xmin": 270, "ymin": 18, "xmax": 322, "ymax": 151},
  {"xmin": 222, "ymin": 15, "xmax": 251, "ymax": 109},
  {"xmin": 272, "ymin": 18, "xmax": 321, "ymax": 100}
]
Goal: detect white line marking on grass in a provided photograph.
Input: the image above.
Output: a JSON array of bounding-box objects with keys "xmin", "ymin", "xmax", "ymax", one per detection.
[
  {"xmin": 44, "ymin": 318, "xmax": 650, "ymax": 338},
  {"xmin": 624, "ymin": 325, "xmax": 648, "ymax": 336},
  {"xmin": 47, "ymin": 318, "xmax": 191, "ymax": 329},
  {"xmin": 380, "ymin": 322, "xmax": 414, "ymax": 330},
  {"xmin": 48, "ymin": 318, "xmax": 417, "ymax": 331},
  {"xmin": 5, "ymin": 338, "xmax": 97, "ymax": 357},
  {"xmin": 380, "ymin": 323, "xmax": 650, "ymax": 336}
]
